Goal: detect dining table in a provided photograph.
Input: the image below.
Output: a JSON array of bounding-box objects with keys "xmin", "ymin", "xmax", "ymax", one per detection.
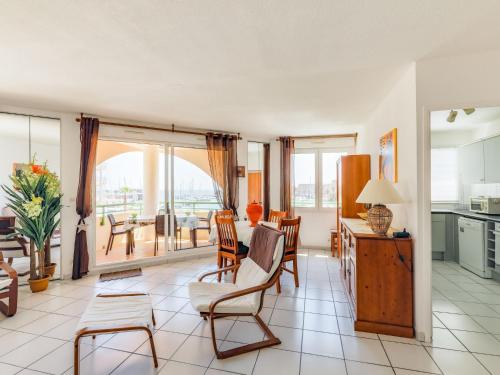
[{"xmin": 209, "ymin": 220, "xmax": 279, "ymax": 247}]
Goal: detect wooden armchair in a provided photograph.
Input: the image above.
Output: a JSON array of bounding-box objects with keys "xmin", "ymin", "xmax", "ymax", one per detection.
[
  {"xmin": 268, "ymin": 209, "xmax": 287, "ymax": 224},
  {"xmin": 276, "ymin": 217, "xmax": 301, "ymax": 293},
  {"xmin": 0, "ymin": 260, "xmax": 18, "ymax": 317},
  {"xmin": 188, "ymin": 225, "xmax": 285, "ymax": 359},
  {"xmin": 0, "ymin": 216, "xmax": 29, "ymax": 277}
]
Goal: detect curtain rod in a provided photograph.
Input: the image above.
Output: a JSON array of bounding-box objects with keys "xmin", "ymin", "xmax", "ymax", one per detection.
[
  {"xmin": 75, "ymin": 115, "xmax": 242, "ymax": 140},
  {"xmin": 276, "ymin": 133, "xmax": 358, "ymax": 141}
]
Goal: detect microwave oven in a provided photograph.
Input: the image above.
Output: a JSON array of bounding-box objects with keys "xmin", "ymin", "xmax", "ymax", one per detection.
[{"xmin": 470, "ymin": 197, "xmax": 500, "ymax": 215}]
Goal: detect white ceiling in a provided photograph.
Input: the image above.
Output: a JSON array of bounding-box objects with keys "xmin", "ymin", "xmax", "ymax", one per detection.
[
  {"xmin": 2, "ymin": 0, "xmax": 500, "ymax": 136},
  {"xmin": 431, "ymin": 107, "xmax": 500, "ymax": 132}
]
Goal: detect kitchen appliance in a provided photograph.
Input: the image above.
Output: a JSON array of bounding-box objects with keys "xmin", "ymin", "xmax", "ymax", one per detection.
[
  {"xmin": 458, "ymin": 217, "xmax": 490, "ymax": 278},
  {"xmin": 470, "ymin": 197, "xmax": 500, "ymax": 214}
]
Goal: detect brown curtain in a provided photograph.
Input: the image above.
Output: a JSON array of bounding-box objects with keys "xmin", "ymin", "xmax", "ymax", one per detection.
[
  {"xmin": 206, "ymin": 133, "xmax": 239, "ymax": 215},
  {"xmin": 280, "ymin": 136, "xmax": 294, "ymax": 218},
  {"xmin": 72, "ymin": 117, "xmax": 99, "ymax": 279},
  {"xmin": 263, "ymin": 143, "xmax": 271, "ymax": 220}
]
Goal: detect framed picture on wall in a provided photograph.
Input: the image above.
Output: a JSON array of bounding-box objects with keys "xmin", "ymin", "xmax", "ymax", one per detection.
[{"xmin": 379, "ymin": 128, "xmax": 398, "ymax": 182}]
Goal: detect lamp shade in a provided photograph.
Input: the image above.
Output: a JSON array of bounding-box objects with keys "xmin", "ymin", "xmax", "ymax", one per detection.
[{"xmin": 356, "ymin": 179, "xmax": 404, "ymax": 205}]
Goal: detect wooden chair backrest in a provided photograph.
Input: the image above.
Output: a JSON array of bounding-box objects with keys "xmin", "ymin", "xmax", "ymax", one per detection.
[
  {"xmin": 215, "ymin": 215, "xmax": 238, "ymax": 254},
  {"xmin": 155, "ymin": 215, "xmax": 165, "ymax": 236},
  {"xmin": 268, "ymin": 210, "xmax": 287, "ymax": 223},
  {"xmin": 216, "ymin": 209, "xmax": 233, "ymax": 218},
  {"xmin": 278, "ymin": 216, "xmax": 301, "ymax": 253},
  {"xmin": 0, "ymin": 217, "xmax": 15, "ymax": 235}
]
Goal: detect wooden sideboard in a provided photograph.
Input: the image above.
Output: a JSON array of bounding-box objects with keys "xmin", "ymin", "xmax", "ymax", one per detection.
[{"xmin": 339, "ymin": 218, "xmax": 414, "ymax": 338}]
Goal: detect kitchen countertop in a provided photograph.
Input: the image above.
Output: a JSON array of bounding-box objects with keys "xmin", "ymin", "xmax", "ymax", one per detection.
[{"xmin": 432, "ymin": 208, "xmax": 500, "ymax": 223}]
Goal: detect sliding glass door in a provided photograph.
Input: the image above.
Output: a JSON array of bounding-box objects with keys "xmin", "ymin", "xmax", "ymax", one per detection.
[{"xmin": 95, "ymin": 139, "xmax": 219, "ymax": 266}]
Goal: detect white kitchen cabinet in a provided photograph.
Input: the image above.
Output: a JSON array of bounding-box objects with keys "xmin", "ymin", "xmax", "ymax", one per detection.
[
  {"xmin": 484, "ymin": 136, "xmax": 500, "ymax": 183},
  {"xmin": 459, "ymin": 141, "xmax": 485, "ymax": 184},
  {"xmin": 432, "ymin": 214, "xmax": 446, "ymax": 254}
]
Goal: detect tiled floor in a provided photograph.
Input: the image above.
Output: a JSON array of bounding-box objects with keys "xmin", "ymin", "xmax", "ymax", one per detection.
[{"xmin": 2, "ymin": 252, "xmax": 500, "ymax": 374}]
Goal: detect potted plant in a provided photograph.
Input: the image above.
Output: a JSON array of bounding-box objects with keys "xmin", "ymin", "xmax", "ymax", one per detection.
[{"xmin": 1, "ymin": 161, "xmax": 62, "ymax": 292}]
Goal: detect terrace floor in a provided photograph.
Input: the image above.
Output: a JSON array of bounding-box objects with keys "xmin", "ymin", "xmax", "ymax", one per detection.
[{"xmin": 1, "ymin": 252, "xmax": 500, "ymax": 374}]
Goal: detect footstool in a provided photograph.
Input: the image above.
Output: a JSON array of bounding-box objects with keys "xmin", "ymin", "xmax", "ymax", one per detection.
[{"xmin": 74, "ymin": 292, "xmax": 158, "ymax": 375}]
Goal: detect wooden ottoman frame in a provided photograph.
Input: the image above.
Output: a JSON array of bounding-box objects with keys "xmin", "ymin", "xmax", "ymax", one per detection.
[{"xmin": 74, "ymin": 293, "xmax": 158, "ymax": 375}]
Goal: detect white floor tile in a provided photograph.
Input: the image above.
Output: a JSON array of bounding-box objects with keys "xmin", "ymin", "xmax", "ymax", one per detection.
[
  {"xmin": 0, "ymin": 331, "xmax": 37, "ymax": 357},
  {"xmin": 300, "ymin": 353, "xmax": 346, "ymax": 375},
  {"xmin": 136, "ymin": 330, "xmax": 187, "ymax": 359},
  {"xmin": 226, "ymin": 321, "xmax": 264, "ymax": 344},
  {"xmin": 472, "ymin": 315, "xmax": 500, "ymax": 334},
  {"xmin": 112, "ymin": 353, "xmax": 167, "ymax": 375},
  {"xmin": 345, "ymin": 361, "xmax": 394, "ymax": 375},
  {"xmin": 423, "ymin": 328, "xmax": 466, "ymax": 351},
  {"xmin": 209, "ymin": 341, "xmax": 258, "ymax": 374},
  {"xmin": 154, "ymin": 296, "xmax": 189, "ymax": 312},
  {"xmin": 269, "ymin": 325, "xmax": 302, "ymax": 351},
  {"xmin": 474, "ymin": 353, "xmax": 500, "ymax": 375},
  {"xmin": 29, "ymin": 341, "xmax": 93, "ymax": 375},
  {"xmin": 304, "ymin": 299, "xmax": 335, "ymax": 315},
  {"xmin": 192, "ymin": 318, "xmax": 235, "ymax": 339},
  {"xmin": 451, "ymin": 330, "xmax": 500, "ymax": 355},
  {"xmin": 0, "ymin": 362, "xmax": 23, "ymax": 375},
  {"xmin": 160, "ymin": 313, "xmax": 202, "ymax": 334},
  {"xmin": 269, "ymin": 309, "xmax": 303, "ymax": 329},
  {"xmin": 253, "ymin": 348, "xmax": 300, "ymax": 375},
  {"xmin": 171, "ymin": 335, "xmax": 216, "ymax": 367},
  {"xmin": 275, "ymin": 296, "xmax": 305, "ymax": 312},
  {"xmin": 18, "ymin": 313, "xmax": 73, "ymax": 335},
  {"xmin": 426, "ymin": 347, "xmax": 490, "ymax": 375},
  {"xmin": 341, "ymin": 335, "xmax": 390, "ymax": 366},
  {"xmin": 74, "ymin": 346, "xmax": 130, "ymax": 375},
  {"xmin": 454, "ymin": 301, "xmax": 500, "ymax": 317},
  {"xmin": 382, "ymin": 341, "xmax": 440, "ymax": 373},
  {"xmin": 302, "ymin": 330, "xmax": 343, "ymax": 358},
  {"xmin": 303, "ymin": 312, "xmax": 339, "ymax": 334},
  {"xmin": 0, "ymin": 336, "xmax": 65, "ymax": 368},
  {"xmin": 102, "ymin": 330, "xmax": 151, "ymax": 353},
  {"xmin": 158, "ymin": 361, "xmax": 205, "ymax": 375},
  {"xmin": 434, "ymin": 312, "xmax": 486, "ymax": 332}
]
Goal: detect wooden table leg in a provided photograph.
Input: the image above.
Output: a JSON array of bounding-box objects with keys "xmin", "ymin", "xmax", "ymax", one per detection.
[{"xmin": 190, "ymin": 228, "xmax": 197, "ymax": 248}]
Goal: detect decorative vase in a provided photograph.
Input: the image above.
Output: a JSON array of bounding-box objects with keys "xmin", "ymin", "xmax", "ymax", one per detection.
[
  {"xmin": 246, "ymin": 201, "xmax": 263, "ymax": 227},
  {"xmin": 45, "ymin": 262, "xmax": 57, "ymax": 278},
  {"xmin": 28, "ymin": 276, "xmax": 50, "ymax": 293}
]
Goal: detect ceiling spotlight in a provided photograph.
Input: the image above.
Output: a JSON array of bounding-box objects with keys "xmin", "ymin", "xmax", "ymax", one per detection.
[
  {"xmin": 447, "ymin": 110, "xmax": 458, "ymax": 123},
  {"xmin": 463, "ymin": 108, "xmax": 475, "ymax": 115}
]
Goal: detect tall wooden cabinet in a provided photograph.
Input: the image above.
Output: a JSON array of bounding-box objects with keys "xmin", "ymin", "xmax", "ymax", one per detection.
[
  {"xmin": 335, "ymin": 155, "xmax": 371, "ymax": 256},
  {"xmin": 340, "ymin": 218, "xmax": 414, "ymax": 338}
]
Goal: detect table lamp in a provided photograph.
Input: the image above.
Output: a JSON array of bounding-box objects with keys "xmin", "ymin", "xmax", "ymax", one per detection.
[{"xmin": 356, "ymin": 179, "xmax": 404, "ymax": 235}]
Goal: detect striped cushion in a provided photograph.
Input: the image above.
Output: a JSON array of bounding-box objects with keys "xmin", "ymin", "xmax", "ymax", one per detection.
[{"xmin": 76, "ymin": 294, "xmax": 153, "ymax": 331}]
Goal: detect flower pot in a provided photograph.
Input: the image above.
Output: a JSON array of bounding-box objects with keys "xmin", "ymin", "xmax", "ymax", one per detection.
[
  {"xmin": 246, "ymin": 201, "xmax": 263, "ymax": 227},
  {"xmin": 45, "ymin": 263, "xmax": 57, "ymax": 278},
  {"xmin": 28, "ymin": 276, "xmax": 50, "ymax": 293}
]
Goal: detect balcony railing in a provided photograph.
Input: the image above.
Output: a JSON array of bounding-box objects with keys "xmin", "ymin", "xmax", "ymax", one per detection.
[{"xmin": 96, "ymin": 200, "xmax": 221, "ymax": 218}]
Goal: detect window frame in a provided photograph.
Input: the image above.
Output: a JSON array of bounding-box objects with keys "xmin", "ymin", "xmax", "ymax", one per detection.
[
  {"xmin": 431, "ymin": 146, "xmax": 460, "ymax": 204},
  {"xmin": 293, "ymin": 147, "xmax": 350, "ymax": 211}
]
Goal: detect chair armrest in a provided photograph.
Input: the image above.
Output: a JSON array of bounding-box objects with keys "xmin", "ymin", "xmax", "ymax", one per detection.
[
  {"xmin": 0, "ymin": 261, "xmax": 17, "ymax": 280},
  {"xmin": 96, "ymin": 292, "xmax": 148, "ymax": 298},
  {"xmin": 208, "ymin": 279, "xmax": 275, "ymax": 316},
  {"xmin": 198, "ymin": 264, "xmax": 240, "ymax": 282}
]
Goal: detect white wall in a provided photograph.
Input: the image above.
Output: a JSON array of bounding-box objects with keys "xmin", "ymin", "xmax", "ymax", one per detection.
[
  {"xmin": 356, "ymin": 64, "xmax": 424, "ymax": 339},
  {"xmin": 415, "ymin": 49, "xmax": 500, "ymax": 342}
]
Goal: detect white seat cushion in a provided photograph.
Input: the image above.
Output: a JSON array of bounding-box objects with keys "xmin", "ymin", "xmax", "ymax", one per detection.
[
  {"xmin": 0, "ymin": 278, "xmax": 12, "ymax": 290},
  {"xmin": 76, "ymin": 294, "xmax": 153, "ymax": 331},
  {"xmin": 188, "ymin": 281, "xmax": 261, "ymax": 314}
]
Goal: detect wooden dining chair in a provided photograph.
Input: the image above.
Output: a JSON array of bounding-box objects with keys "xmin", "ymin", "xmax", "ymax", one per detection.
[
  {"xmin": 276, "ymin": 216, "xmax": 301, "ymax": 293},
  {"xmin": 215, "ymin": 215, "xmax": 249, "ymax": 282},
  {"xmin": 154, "ymin": 214, "xmax": 182, "ymax": 254},
  {"xmin": 216, "ymin": 209, "xmax": 233, "ymax": 218},
  {"xmin": 106, "ymin": 214, "xmax": 135, "ymax": 255},
  {"xmin": 268, "ymin": 209, "xmax": 287, "ymax": 224},
  {"xmin": 0, "ymin": 216, "xmax": 29, "ymax": 278}
]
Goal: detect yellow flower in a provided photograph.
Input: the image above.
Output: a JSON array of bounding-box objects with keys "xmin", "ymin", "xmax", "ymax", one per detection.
[{"xmin": 22, "ymin": 195, "xmax": 43, "ymax": 219}]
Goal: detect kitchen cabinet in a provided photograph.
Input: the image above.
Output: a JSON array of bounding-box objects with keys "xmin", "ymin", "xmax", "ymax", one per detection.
[
  {"xmin": 432, "ymin": 214, "xmax": 446, "ymax": 255},
  {"xmin": 484, "ymin": 136, "xmax": 500, "ymax": 183},
  {"xmin": 431, "ymin": 212, "xmax": 458, "ymax": 261},
  {"xmin": 459, "ymin": 141, "xmax": 485, "ymax": 184}
]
